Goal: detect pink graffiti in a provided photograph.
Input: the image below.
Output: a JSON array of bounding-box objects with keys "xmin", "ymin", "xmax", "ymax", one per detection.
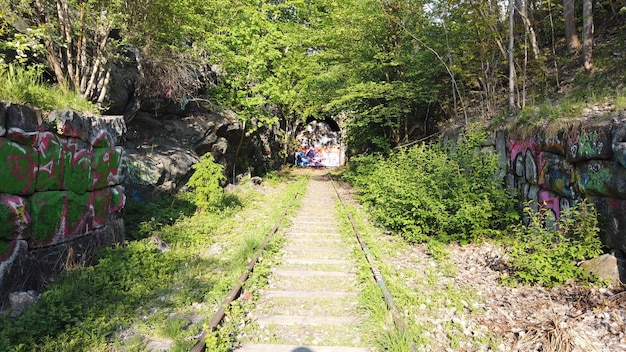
[
  {"xmin": 45, "ymin": 194, "xmax": 94, "ymax": 246},
  {"xmin": 507, "ymin": 139, "xmax": 545, "ymax": 184},
  {"xmin": 34, "ymin": 132, "xmax": 59, "ymax": 154},
  {"xmin": 6, "ymin": 128, "xmax": 37, "ymax": 146},
  {"xmin": 63, "ymin": 138, "xmax": 93, "ymax": 169},
  {"xmin": 507, "ymin": 139, "xmax": 538, "ymax": 163},
  {"xmin": 7, "ymin": 154, "xmax": 38, "ymax": 193},
  {"xmin": 58, "ymin": 121, "xmax": 83, "ymax": 138},
  {"xmin": 538, "ymin": 190, "xmax": 561, "ymax": 220},
  {"xmin": 38, "ymin": 160, "xmax": 55, "ymax": 177},
  {"xmin": 91, "ymin": 147, "xmax": 123, "ymax": 189}
]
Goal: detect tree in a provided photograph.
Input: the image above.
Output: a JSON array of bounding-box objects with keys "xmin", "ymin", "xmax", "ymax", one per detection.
[
  {"xmin": 563, "ymin": 0, "xmax": 581, "ymax": 52},
  {"xmin": 509, "ymin": 0, "xmax": 516, "ymax": 111},
  {"xmin": 31, "ymin": 0, "xmax": 119, "ymax": 105},
  {"xmin": 582, "ymin": 0, "xmax": 594, "ymax": 70}
]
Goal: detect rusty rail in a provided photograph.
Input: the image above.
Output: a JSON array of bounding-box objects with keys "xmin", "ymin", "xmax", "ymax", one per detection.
[
  {"xmin": 190, "ymin": 198, "xmax": 295, "ymax": 352},
  {"xmin": 328, "ymin": 174, "xmax": 409, "ymax": 334}
]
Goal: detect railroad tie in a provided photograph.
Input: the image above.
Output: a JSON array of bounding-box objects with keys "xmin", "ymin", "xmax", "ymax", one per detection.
[{"xmin": 235, "ymin": 175, "xmax": 373, "ymax": 352}]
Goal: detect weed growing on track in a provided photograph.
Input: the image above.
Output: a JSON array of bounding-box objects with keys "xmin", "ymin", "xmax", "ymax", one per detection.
[{"xmin": 0, "ymin": 174, "xmax": 306, "ymax": 351}]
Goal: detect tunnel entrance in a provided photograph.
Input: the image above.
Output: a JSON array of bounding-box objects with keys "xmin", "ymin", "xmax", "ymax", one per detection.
[{"xmin": 294, "ymin": 117, "xmax": 343, "ymax": 167}]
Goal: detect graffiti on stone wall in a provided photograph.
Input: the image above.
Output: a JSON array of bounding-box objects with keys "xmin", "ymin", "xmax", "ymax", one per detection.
[
  {"xmin": 0, "ymin": 105, "xmax": 126, "ymax": 288},
  {"xmin": 295, "ymin": 121, "xmax": 341, "ymax": 167},
  {"xmin": 503, "ymin": 118, "xmax": 626, "ymax": 251}
]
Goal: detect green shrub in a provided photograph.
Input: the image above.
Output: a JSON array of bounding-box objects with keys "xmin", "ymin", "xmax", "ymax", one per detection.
[
  {"xmin": 187, "ymin": 153, "xmax": 227, "ymax": 212},
  {"xmin": 346, "ymin": 129, "xmax": 517, "ymax": 244},
  {"xmin": 502, "ymin": 200, "xmax": 603, "ymax": 287}
]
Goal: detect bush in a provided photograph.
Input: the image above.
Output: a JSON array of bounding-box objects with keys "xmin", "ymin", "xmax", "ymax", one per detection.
[
  {"xmin": 187, "ymin": 153, "xmax": 227, "ymax": 212},
  {"xmin": 346, "ymin": 129, "xmax": 518, "ymax": 244},
  {"xmin": 503, "ymin": 200, "xmax": 603, "ymax": 286}
]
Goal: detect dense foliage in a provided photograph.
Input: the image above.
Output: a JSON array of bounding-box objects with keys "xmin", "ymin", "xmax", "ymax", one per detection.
[
  {"xmin": 346, "ymin": 130, "xmax": 518, "ymax": 244},
  {"xmin": 345, "ymin": 130, "xmax": 604, "ymax": 286},
  {"xmin": 2, "ymin": 0, "xmax": 623, "ymax": 151},
  {"xmin": 503, "ymin": 200, "xmax": 603, "ymax": 286},
  {"xmin": 187, "ymin": 153, "xmax": 227, "ymax": 212},
  {"xmin": 0, "ymin": 65, "xmax": 97, "ymax": 112}
]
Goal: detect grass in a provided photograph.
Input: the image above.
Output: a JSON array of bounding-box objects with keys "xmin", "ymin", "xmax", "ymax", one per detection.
[
  {"xmin": 0, "ymin": 64, "xmax": 98, "ymax": 113},
  {"xmin": 0, "ymin": 173, "xmax": 306, "ymax": 351}
]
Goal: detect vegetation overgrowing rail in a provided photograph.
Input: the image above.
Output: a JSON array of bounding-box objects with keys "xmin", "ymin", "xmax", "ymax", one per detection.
[{"xmin": 0, "ymin": 173, "xmax": 305, "ymax": 351}]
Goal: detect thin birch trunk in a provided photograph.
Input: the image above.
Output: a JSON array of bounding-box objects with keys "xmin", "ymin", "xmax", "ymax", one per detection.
[{"xmin": 583, "ymin": 0, "xmax": 594, "ymax": 71}]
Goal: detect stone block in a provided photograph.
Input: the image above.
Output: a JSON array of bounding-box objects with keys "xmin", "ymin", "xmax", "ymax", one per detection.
[
  {"xmin": 29, "ymin": 191, "xmax": 94, "ymax": 247},
  {"xmin": 6, "ymin": 104, "xmax": 40, "ymax": 132},
  {"xmin": 578, "ymin": 160, "xmax": 626, "ymax": 199},
  {"xmin": 65, "ymin": 191, "xmax": 93, "ymax": 237},
  {"xmin": 524, "ymin": 148, "xmax": 538, "ymax": 184},
  {"xmin": 29, "ymin": 191, "xmax": 65, "ymax": 245},
  {"xmin": 535, "ymin": 128, "xmax": 566, "ymax": 155},
  {"xmin": 90, "ymin": 187, "xmax": 111, "ymax": 229},
  {"xmin": 90, "ymin": 130, "xmax": 114, "ymax": 148},
  {"xmin": 47, "ymin": 110, "xmax": 90, "ymax": 141},
  {"xmin": 589, "ymin": 196, "xmax": 626, "ymax": 252},
  {"xmin": 495, "ymin": 129, "xmax": 508, "ymax": 170},
  {"xmin": 110, "ymin": 185, "xmax": 126, "ymax": 213},
  {"xmin": 0, "ymin": 102, "xmax": 6, "ymax": 136},
  {"xmin": 90, "ymin": 115, "xmax": 126, "ymax": 146},
  {"xmin": 0, "ymin": 137, "xmax": 38, "ymax": 195},
  {"xmin": 34, "ymin": 132, "xmax": 64, "ymax": 192},
  {"xmin": 539, "ymin": 152, "xmax": 580, "ymax": 199},
  {"xmin": 566, "ymin": 122, "xmax": 613, "ymax": 162},
  {"xmin": 91, "ymin": 146, "xmax": 124, "ymax": 190},
  {"xmin": 613, "ymin": 142, "xmax": 626, "ymax": 169},
  {"xmin": 61, "ymin": 137, "xmax": 93, "ymax": 194},
  {"xmin": 0, "ymin": 194, "xmax": 30, "ymax": 241}
]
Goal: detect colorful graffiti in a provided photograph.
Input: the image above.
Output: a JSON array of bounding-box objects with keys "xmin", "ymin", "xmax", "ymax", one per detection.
[
  {"xmin": 295, "ymin": 121, "xmax": 342, "ymax": 167},
  {"xmin": 502, "ymin": 119, "xmax": 626, "ymax": 251},
  {"xmin": 0, "ymin": 104, "xmax": 126, "ymax": 289}
]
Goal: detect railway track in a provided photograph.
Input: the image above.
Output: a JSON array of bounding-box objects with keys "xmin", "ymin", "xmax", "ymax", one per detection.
[{"xmin": 192, "ymin": 173, "xmax": 398, "ymax": 352}]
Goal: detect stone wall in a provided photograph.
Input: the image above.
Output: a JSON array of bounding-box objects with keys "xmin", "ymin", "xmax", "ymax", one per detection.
[
  {"xmin": 0, "ymin": 103, "xmax": 126, "ymax": 302},
  {"xmin": 492, "ymin": 116, "xmax": 626, "ymax": 253}
]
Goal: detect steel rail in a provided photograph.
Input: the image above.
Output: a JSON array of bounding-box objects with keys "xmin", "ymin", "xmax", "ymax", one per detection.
[
  {"xmin": 190, "ymin": 196, "xmax": 296, "ymax": 352},
  {"xmin": 328, "ymin": 174, "xmax": 409, "ymax": 334}
]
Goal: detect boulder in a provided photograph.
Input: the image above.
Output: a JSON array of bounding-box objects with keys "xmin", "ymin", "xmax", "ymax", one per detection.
[
  {"xmin": 6, "ymin": 104, "xmax": 40, "ymax": 132},
  {"xmin": 579, "ymin": 253, "xmax": 622, "ymax": 286},
  {"xmin": 8, "ymin": 290, "xmax": 39, "ymax": 317}
]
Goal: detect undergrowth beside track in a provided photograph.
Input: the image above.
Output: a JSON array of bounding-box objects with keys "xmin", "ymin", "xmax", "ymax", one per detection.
[
  {"xmin": 0, "ymin": 175, "xmax": 306, "ymax": 351},
  {"xmin": 343, "ymin": 128, "xmax": 604, "ymax": 288}
]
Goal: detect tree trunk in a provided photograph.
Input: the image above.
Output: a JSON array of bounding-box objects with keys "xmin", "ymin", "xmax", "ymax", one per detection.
[
  {"xmin": 583, "ymin": 0, "xmax": 594, "ymax": 70},
  {"xmin": 516, "ymin": 0, "xmax": 540, "ymax": 60},
  {"xmin": 34, "ymin": 0, "xmax": 68, "ymax": 88},
  {"xmin": 509, "ymin": 0, "xmax": 516, "ymax": 112},
  {"xmin": 563, "ymin": 0, "xmax": 581, "ymax": 52}
]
